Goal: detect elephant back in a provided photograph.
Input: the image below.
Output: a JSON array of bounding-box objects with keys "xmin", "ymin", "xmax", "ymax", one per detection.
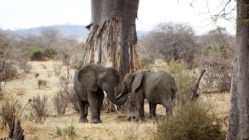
[{"xmin": 156, "ymin": 72, "xmax": 177, "ymax": 100}]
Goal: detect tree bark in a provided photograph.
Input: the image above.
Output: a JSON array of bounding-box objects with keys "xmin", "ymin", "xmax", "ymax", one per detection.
[
  {"xmin": 190, "ymin": 69, "xmax": 206, "ymax": 101},
  {"xmin": 83, "ymin": 0, "xmax": 140, "ymax": 79},
  {"xmin": 226, "ymin": 0, "xmax": 249, "ymax": 139}
]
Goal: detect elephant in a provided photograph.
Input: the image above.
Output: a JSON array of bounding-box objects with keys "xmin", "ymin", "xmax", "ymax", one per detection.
[
  {"xmin": 73, "ymin": 64, "xmax": 128, "ymax": 123},
  {"xmin": 120, "ymin": 71, "xmax": 177, "ymax": 121}
]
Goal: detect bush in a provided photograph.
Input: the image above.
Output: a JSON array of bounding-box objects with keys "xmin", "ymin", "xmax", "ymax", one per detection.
[
  {"xmin": 30, "ymin": 49, "xmax": 43, "ymax": 61},
  {"xmin": 197, "ymin": 31, "xmax": 234, "ymax": 92},
  {"xmin": 29, "ymin": 95, "xmax": 48, "ymax": 123},
  {"xmin": 0, "ymin": 64, "xmax": 18, "ymax": 81},
  {"xmin": 57, "ymin": 73, "xmax": 79, "ymax": 112},
  {"xmin": 155, "ymin": 102, "xmax": 225, "ymax": 140},
  {"xmin": 139, "ymin": 23, "xmax": 199, "ymax": 68},
  {"xmin": 140, "ymin": 57, "xmax": 153, "ymax": 69},
  {"xmin": 56, "ymin": 124, "xmax": 76, "ymax": 138},
  {"xmin": 53, "ymin": 91, "xmax": 68, "ymax": 115},
  {"xmin": 167, "ymin": 61, "xmax": 197, "ymax": 105},
  {"xmin": 64, "ymin": 87, "xmax": 79, "ymax": 112},
  {"xmin": 200, "ymin": 56, "xmax": 232, "ymax": 92},
  {"xmin": 24, "ymin": 48, "xmax": 57, "ymax": 61},
  {"xmin": 0, "ymin": 98, "xmax": 21, "ymax": 130},
  {"xmin": 37, "ymin": 79, "xmax": 47, "ymax": 89}
]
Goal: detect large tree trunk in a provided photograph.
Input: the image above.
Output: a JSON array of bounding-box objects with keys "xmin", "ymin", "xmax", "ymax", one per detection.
[
  {"xmin": 83, "ymin": 0, "xmax": 140, "ymax": 79},
  {"xmin": 82, "ymin": 0, "xmax": 140, "ymax": 112},
  {"xmin": 226, "ymin": 0, "xmax": 249, "ymax": 139}
]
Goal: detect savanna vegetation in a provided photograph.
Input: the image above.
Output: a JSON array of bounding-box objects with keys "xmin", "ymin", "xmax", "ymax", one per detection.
[{"xmin": 0, "ymin": 21, "xmax": 233, "ymax": 139}]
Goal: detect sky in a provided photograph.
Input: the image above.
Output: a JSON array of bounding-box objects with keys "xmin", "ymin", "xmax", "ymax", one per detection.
[{"xmin": 0, "ymin": 0, "xmax": 236, "ymax": 35}]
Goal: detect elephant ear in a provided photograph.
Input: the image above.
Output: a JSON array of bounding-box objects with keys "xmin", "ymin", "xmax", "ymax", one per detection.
[
  {"xmin": 132, "ymin": 72, "xmax": 144, "ymax": 93},
  {"xmin": 78, "ymin": 69, "xmax": 98, "ymax": 92}
]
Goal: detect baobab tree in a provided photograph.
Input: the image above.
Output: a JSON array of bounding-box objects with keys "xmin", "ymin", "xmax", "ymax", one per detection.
[
  {"xmin": 226, "ymin": 0, "xmax": 249, "ymax": 139},
  {"xmin": 83, "ymin": 0, "xmax": 140, "ymax": 79}
]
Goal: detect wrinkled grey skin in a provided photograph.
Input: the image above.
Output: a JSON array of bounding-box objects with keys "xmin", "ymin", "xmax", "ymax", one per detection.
[
  {"xmin": 74, "ymin": 64, "xmax": 127, "ymax": 123},
  {"xmin": 120, "ymin": 71, "xmax": 177, "ymax": 121}
]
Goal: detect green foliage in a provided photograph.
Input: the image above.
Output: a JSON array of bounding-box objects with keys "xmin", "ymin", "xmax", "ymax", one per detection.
[
  {"xmin": 56, "ymin": 124, "xmax": 76, "ymax": 137},
  {"xmin": 56, "ymin": 127, "xmax": 62, "ymax": 136},
  {"xmin": 23, "ymin": 48, "xmax": 57, "ymax": 61},
  {"xmin": 167, "ymin": 60, "xmax": 186, "ymax": 77},
  {"xmin": 63, "ymin": 125, "xmax": 76, "ymax": 137},
  {"xmin": 155, "ymin": 102, "xmax": 225, "ymax": 140},
  {"xmin": 37, "ymin": 79, "xmax": 47, "ymax": 89},
  {"xmin": 167, "ymin": 61, "xmax": 197, "ymax": 104},
  {"xmin": 140, "ymin": 57, "xmax": 153, "ymax": 69}
]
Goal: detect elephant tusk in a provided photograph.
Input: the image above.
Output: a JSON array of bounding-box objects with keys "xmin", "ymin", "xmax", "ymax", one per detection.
[
  {"xmin": 116, "ymin": 93, "xmax": 123, "ymax": 99},
  {"xmin": 103, "ymin": 90, "xmax": 108, "ymax": 97}
]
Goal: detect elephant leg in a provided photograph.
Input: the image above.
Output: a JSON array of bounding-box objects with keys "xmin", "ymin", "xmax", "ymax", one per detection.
[
  {"xmin": 149, "ymin": 102, "xmax": 157, "ymax": 119},
  {"xmin": 84, "ymin": 102, "xmax": 89, "ymax": 119},
  {"xmin": 135, "ymin": 92, "xmax": 145, "ymax": 121},
  {"xmin": 88, "ymin": 91, "xmax": 101, "ymax": 123},
  {"xmin": 78, "ymin": 99, "xmax": 88, "ymax": 123},
  {"xmin": 163, "ymin": 100, "xmax": 173, "ymax": 117},
  {"xmin": 97, "ymin": 89, "xmax": 104, "ymax": 122}
]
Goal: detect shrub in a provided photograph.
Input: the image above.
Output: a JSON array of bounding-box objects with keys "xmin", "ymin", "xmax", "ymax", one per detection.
[
  {"xmin": 37, "ymin": 79, "xmax": 47, "ymax": 89},
  {"xmin": 30, "ymin": 50, "xmax": 43, "ymax": 61},
  {"xmin": 52, "ymin": 62, "xmax": 63, "ymax": 77},
  {"xmin": 140, "ymin": 57, "xmax": 154, "ymax": 69},
  {"xmin": 155, "ymin": 102, "xmax": 225, "ymax": 140},
  {"xmin": 0, "ymin": 64, "xmax": 17, "ymax": 81},
  {"xmin": 167, "ymin": 61, "xmax": 197, "ymax": 105},
  {"xmin": 34, "ymin": 73, "xmax": 39, "ymax": 79},
  {"xmin": 43, "ymin": 48, "xmax": 57, "ymax": 59},
  {"xmin": 200, "ymin": 56, "xmax": 232, "ymax": 92},
  {"xmin": 53, "ymin": 91, "xmax": 68, "ymax": 115},
  {"xmin": 58, "ymin": 75, "xmax": 79, "ymax": 112},
  {"xmin": 64, "ymin": 88, "xmax": 79, "ymax": 112},
  {"xmin": 29, "ymin": 95, "xmax": 48, "ymax": 123},
  {"xmin": 63, "ymin": 125, "xmax": 76, "ymax": 137},
  {"xmin": 56, "ymin": 124, "xmax": 76, "ymax": 138},
  {"xmin": 0, "ymin": 98, "xmax": 21, "ymax": 130},
  {"xmin": 197, "ymin": 31, "xmax": 234, "ymax": 92},
  {"xmin": 25, "ymin": 48, "xmax": 57, "ymax": 61}
]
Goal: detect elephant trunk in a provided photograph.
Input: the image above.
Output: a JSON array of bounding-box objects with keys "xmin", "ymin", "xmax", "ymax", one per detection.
[{"xmin": 105, "ymin": 88, "xmax": 128, "ymax": 105}]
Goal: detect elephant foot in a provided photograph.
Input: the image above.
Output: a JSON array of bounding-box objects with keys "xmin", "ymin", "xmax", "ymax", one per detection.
[
  {"xmin": 149, "ymin": 115, "xmax": 157, "ymax": 120},
  {"xmin": 79, "ymin": 118, "xmax": 89, "ymax": 123},
  {"xmin": 135, "ymin": 117, "xmax": 144, "ymax": 123},
  {"xmin": 90, "ymin": 119, "xmax": 102, "ymax": 124},
  {"xmin": 128, "ymin": 116, "xmax": 136, "ymax": 121}
]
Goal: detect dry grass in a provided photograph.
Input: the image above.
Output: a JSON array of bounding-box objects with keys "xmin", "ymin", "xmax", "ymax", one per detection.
[{"xmin": 1, "ymin": 61, "xmax": 230, "ymax": 140}]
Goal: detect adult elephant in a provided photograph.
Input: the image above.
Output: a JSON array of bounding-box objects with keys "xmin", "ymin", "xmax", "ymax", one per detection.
[
  {"xmin": 120, "ymin": 71, "xmax": 177, "ymax": 121},
  {"xmin": 74, "ymin": 64, "xmax": 127, "ymax": 123}
]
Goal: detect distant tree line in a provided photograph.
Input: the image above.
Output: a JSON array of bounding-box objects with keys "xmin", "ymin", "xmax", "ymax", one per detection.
[{"xmin": 0, "ymin": 27, "xmax": 83, "ymax": 81}]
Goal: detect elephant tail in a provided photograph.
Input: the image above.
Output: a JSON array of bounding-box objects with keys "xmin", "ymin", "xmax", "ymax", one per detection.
[{"xmin": 170, "ymin": 87, "xmax": 176, "ymax": 101}]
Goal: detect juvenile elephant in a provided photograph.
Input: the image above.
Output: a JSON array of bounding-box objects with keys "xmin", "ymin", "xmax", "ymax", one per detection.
[
  {"xmin": 74, "ymin": 64, "xmax": 127, "ymax": 123},
  {"xmin": 120, "ymin": 71, "xmax": 177, "ymax": 121}
]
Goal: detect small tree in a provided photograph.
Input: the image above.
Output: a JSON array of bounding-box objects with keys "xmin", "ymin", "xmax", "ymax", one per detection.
[
  {"xmin": 140, "ymin": 23, "xmax": 199, "ymax": 68},
  {"xmin": 53, "ymin": 91, "xmax": 68, "ymax": 115},
  {"xmin": 197, "ymin": 29, "xmax": 235, "ymax": 92},
  {"xmin": 29, "ymin": 95, "xmax": 48, "ymax": 123}
]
